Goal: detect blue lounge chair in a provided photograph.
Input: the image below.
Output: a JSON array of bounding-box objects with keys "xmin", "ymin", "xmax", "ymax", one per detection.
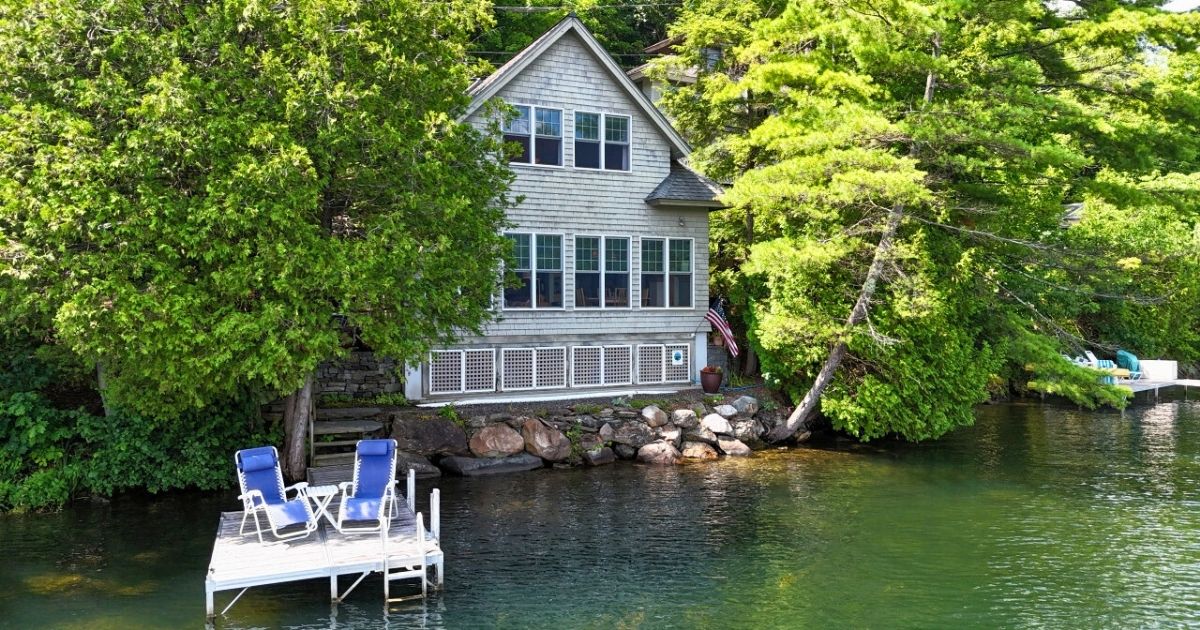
[
  {"xmin": 235, "ymin": 446, "xmax": 318, "ymax": 544},
  {"xmin": 1116, "ymin": 349, "xmax": 1143, "ymax": 380},
  {"xmin": 335, "ymin": 439, "xmax": 399, "ymax": 534}
]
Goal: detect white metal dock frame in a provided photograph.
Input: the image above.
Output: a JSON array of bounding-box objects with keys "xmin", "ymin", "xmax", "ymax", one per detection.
[{"xmin": 205, "ymin": 469, "xmax": 444, "ymax": 620}]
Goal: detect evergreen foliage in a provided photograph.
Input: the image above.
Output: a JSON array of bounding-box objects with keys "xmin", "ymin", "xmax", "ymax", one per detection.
[{"xmin": 660, "ymin": 0, "xmax": 1200, "ymax": 440}]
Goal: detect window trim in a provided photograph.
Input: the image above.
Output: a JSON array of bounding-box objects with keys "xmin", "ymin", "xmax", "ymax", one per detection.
[
  {"xmin": 573, "ymin": 234, "xmax": 632, "ymax": 310},
  {"xmin": 503, "ymin": 231, "xmax": 566, "ymax": 311},
  {"xmin": 504, "ymin": 102, "xmax": 564, "ymax": 169},
  {"xmin": 639, "ymin": 236, "xmax": 695, "ymax": 310},
  {"xmin": 573, "ymin": 110, "xmax": 633, "ymax": 173}
]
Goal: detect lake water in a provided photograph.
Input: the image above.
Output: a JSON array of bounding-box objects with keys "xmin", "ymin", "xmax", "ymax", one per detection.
[{"xmin": 4, "ymin": 399, "xmax": 1200, "ymax": 628}]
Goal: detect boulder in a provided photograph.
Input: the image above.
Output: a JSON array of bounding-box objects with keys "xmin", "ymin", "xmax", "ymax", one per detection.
[
  {"xmin": 671, "ymin": 408, "xmax": 699, "ymax": 429},
  {"xmin": 656, "ymin": 424, "xmax": 682, "ymax": 448},
  {"xmin": 469, "ymin": 424, "xmax": 525, "ymax": 458},
  {"xmin": 717, "ymin": 437, "xmax": 752, "ymax": 457},
  {"xmin": 580, "ymin": 433, "xmax": 604, "ymax": 451},
  {"xmin": 637, "ymin": 441, "xmax": 681, "ymax": 465},
  {"xmin": 733, "ymin": 419, "xmax": 765, "ymax": 443},
  {"xmin": 439, "ymin": 453, "xmax": 543, "ymax": 476},
  {"xmin": 467, "ymin": 415, "xmax": 489, "ymax": 429},
  {"xmin": 598, "ymin": 422, "xmax": 616, "ymax": 443},
  {"xmin": 730, "ymin": 395, "xmax": 760, "ymax": 417},
  {"xmin": 685, "ymin": 426, "xmax": 718, "ymax": 446},
  {"xmin": 611, "ymin": 422, "xmax": 655, "ymax": 448},
  {"xmin": 713, "ymin": 404, "xmax": 739, "ymax": 419},
  {"xmin": 641, "ymin": 405, "xmax": 669, "ymax": 428},
  {"xmin": 391, "ymin": 415, "xmax": 469, "ymax": 456},
  {"xmin": 680, "ymin": 441, "xmax": 719, "ymax": 460},
  {"xmin": 796, "ymin": 430, "xmax": 813, "ymax": 443},
  {"xmin": 599, "ymin": 408, "xmax": 614, "ymax": 418},
  {"xmin": 583, "ymin": 446, "xmax": 616, "ymax": 466},
  {"xmin": 616, "ymin": 410, "xmax": 639, "ymax": 419},
  {"xmin": 396, "ymin": 451, "xmax": 441, "ymax": 478},
  {"xmin": 701, "ymin": 413, "xmax": 733, "ymax": 435},
  {"xmin": 521, "ymin": 418, "xmax": 572, "ymax": 462},
  {"xmin": 613, "ymin": 444, "xmax": 637, "ymax": 460}
]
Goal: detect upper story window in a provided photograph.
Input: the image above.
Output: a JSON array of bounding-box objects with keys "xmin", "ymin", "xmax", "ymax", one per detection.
[
  {"xmin": 574, "ymin": 111, "xmax": 630, "ymax": 171},
  {"xmin": 505, "ymin": 232, "xmax": 563, "ymax": 309},
  {"xmin": 575, "ymin": 236, "xmax": 630, "ymax": 309},
  {"xmin": 641, "ymin": 238, "xmax": 692, "ymax": 308},
  {"xmin": 504, "ymin": 105, "xmax": 562, "ymax": 166}
]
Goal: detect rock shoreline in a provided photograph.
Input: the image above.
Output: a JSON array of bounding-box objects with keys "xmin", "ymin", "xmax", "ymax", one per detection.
[{"xmin": 387, "ymin": 395, "xmax": 800, "ymax": 477}]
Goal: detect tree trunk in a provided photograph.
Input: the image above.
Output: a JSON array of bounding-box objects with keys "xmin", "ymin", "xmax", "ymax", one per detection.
[
  {"xmin": 743, "ymin": 345, "xmax": 759, "ymax": 377},
  {"xmin": 281, "ymin": 374, "xmax": 314, "ymax": 481},
  {"xmin": 96, "ymin": 362, "xmax": 112, "ymax": 417},
  {"xmin": 767, "ymin": 205, "xmax": 904, "ymax": 442}
]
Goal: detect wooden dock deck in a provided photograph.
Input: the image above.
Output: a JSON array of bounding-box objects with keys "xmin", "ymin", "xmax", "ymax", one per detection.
[
  {"xmin": 1125, "ymin": 379, "xmax": 1200, "ymax": 396},
  {"xmin": 205, "ymin": 480, "xmax": 443, "ymax": 619}
]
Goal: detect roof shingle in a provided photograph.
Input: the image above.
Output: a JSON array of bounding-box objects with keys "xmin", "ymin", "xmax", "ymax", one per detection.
[{"xmin": 645, "ymin": 161, "xmax": 725, "ymax": 208}]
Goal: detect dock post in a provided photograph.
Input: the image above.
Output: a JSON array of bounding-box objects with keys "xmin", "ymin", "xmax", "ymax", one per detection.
[
  {"xmin": 431, "ymin": 489, "xmax": 440, "ymax": 541},
  {"xmin": 407, "ymin": 468, "xmax": 416, "ymax": 514},
  {"xmin": 205, "ymin": 581, "xmax": 215, "ymax": 619},
  {"xmin": 330, "ymin": 574, "xmax": 338, "ymax": 601}
]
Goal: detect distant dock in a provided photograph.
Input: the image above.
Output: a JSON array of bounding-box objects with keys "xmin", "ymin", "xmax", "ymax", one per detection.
[
  {"xmin": 205, "ymin": 469, "xmax": 443, "ymax": 620},
  {"xmin": 1125, "ymin": 379, "xmax": 1200, "ymax": 398}
]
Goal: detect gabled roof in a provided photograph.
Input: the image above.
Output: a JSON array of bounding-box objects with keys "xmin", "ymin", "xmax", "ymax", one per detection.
[
  {"xmin": 463, "ymin": 15, "xmax": 692, "ymax": 158},
  {"xmin": 646, "ymin": 160, "xmax": 725, "ymax": 209}
]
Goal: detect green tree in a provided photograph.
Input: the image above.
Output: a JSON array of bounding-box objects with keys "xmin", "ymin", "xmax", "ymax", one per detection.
[
  {"xmin": 0, "ymin": 0, "xmax": 514, "ymax": 477},
  {"xmin": 471, "ymin": 0, "xmax": 678, "ymax": 69},
  {"xmin": 660, "ymin": 1, "xmax": 1200, "ymax": 441}
]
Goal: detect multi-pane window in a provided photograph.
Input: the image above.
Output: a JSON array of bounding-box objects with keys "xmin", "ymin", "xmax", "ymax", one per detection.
[
  {"xmin": 574, "ymin": 112, "xmax": 601, "ymax": 169},
  {"xmin": 534, "ymin": 108, "xmax": 562, "ymax": 166},
  {"xmin": 575, "ymin": 236, "xmax": 630, "ymax": 309},
  {"xmin": 640, "ymin": 238, "xmax": 665, "ymax": 308},
  {"xmin": 504, "ymin": 104, "xmax": 562, "ymax": 166},
  {"xmin": 604, "ymin": 115, "xmax": 630, "ymax": 171},
  {"xmin": 575, "ymin": 236, "xmax": 601, "ymax": 307},
  {"xmin": 536, "ymin": 234, "xmax": 563, "ymax": 307},
  {"xmin": 668, "ymin": 239, "xmax": 692, "ymax": 308},
  {"xmin": 505, "ymin": 233, "xmax": 563, "ymax": 309},
  {"xmin": 641, "ymin": 238, "xmax": 692, "ymax": 308},
  {"xmin": 502, "ymin": 105, "xmax": 531, "ymax": 163},
  {"xmin": 605, "ymin": 237, "xmax": 629, "ymax": 307},
  {"xmin": 575, "ymin": 112, "xmax": 631, "ymax": 171}
]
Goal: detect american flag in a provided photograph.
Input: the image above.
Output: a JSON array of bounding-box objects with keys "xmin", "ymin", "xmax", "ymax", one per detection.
[{"xmin": 706, "ymin": 298, "xmax": 740, "ymax": 358}]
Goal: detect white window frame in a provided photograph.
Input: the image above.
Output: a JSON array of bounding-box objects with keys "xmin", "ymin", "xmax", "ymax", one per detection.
[
  {"xmin": 639, "ymin": 236, "xmax": 694, "ymax": 310},
  {"xmin": 573, "ymin": 110, "xmax": 632, "ymax": 172},
  {"xmin": 573, "ymin": 234, "xmax": 632, "ymax": 310},
  {"xmin": 504, "ymin": 102, "xmax": 564, "ymax": 169},
  {"xmin": 503, "ymin": 231, "xmax": 566, "ymax": 310}
]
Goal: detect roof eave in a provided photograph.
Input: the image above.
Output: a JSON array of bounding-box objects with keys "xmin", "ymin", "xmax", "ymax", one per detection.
[{"xmin": 646, "ymin": 198, "xmax": 727, "ymax": 211}]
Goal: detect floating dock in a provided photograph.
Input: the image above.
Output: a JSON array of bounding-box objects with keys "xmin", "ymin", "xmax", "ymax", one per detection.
[
  {"xmin": 1125, "ymin": 379, "xmax": 1200, "ymax": 398},
  {"xmin": 205, "ymin": 470, "xmax": 443, "ymax": 619}
]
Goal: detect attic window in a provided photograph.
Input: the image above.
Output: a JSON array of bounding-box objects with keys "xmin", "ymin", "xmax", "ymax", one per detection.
[
  {"xmin": 504, "ymin": 104, "xmax": 562, "ymax": 166},
  {"xmin": 574, "ymin": 111, "xmax": 630, "ymax": 172}
]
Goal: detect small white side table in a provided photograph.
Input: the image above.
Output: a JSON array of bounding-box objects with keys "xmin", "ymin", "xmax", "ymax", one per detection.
[{"xmin": 306, "ymin": 484, "xmax": 340, "ymax": 527}]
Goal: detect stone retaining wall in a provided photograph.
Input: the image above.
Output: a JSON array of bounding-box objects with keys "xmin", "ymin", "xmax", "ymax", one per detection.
[
  {"xmin": 387, "ymin": 395, "xmax": 802, "ymax": 477},
  {"xmin": 316, "ymin": 351, "xmax": 403, "ymax": 399}
]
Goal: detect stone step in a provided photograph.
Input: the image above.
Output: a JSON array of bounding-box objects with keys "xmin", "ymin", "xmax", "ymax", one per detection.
[{"xmin": 312, "ymin": 419, "xmax": 385, "ymax": 435}]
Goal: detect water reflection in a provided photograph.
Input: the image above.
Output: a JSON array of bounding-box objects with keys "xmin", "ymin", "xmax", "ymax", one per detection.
[{"xmin": 3, "ymin": 401, "xmax": 1200, "ymax": 628}]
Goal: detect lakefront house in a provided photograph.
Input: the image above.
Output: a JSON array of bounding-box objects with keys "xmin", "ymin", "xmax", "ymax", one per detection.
[{"xmin": 402, "ymin": 16, "xmax": 723, "ymax": 402}]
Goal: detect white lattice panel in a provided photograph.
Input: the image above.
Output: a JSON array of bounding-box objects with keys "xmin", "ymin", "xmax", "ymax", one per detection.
[
  {"xmin": 603, "ymin": 345, "xmax": 632, "ymax": 385},
  {"xmin": 664, "ymin": 344, "xmax": 690, "ymax": 383},
  {"xmin": 571, "ymin": 346, "xmax": 602, "ymax": 387},
  {"xmin": 429, "ymin": 350, "xmax": 464, "ymax": 394},
  {"xmin": 637, "ymin": 345, "xmax": 665, "ymax": 384},
  {"xmin": 536, "ymin": 347, "xmax": 567, "ymax": 389},
  {"xmin": 464, "ymin": 349, "xmax": 496, "ymax": 392},
  {"xmin": 501, "ymin": 348, "xmax": 535, "ymax": 391}
]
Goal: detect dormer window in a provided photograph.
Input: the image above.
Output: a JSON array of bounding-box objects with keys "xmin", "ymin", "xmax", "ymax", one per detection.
[
  {"xmin": 575, "ymin": 111, "xmax": 630, "ymax": 171},
  {"xmin": 504, "ymin": 104, "xmax": 562, "ymax": 166}
]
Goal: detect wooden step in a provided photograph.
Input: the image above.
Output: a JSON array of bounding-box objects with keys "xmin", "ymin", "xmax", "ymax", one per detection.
[
  {"xmin": 317, "ymin": 407, "xmax": 385, "ymax": 420},
  {"xmin": 312, "ymin": 419, "xmax": 384, "ymax": 435},
  {"xmin": 313, "ymin": 452, "xmax": 356, "ymax": 467}
]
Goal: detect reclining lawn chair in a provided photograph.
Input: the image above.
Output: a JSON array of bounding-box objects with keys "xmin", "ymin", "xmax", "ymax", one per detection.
[
  {"xmin": 1116, "ymin": 349, "xmax": 1144, "ymax": 381},
  {"xmin": 335, "ymin": 439, "xmax": 399, "ymax": 534},
  {"xmin": 235, "ymin": 446, "xmax": 318, "ymax": 544}
]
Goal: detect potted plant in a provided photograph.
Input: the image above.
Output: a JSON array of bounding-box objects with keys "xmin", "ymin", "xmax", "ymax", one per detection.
[{"xmin": 700, "ymin": 365, "xmax": 722, "ymax": 394}]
